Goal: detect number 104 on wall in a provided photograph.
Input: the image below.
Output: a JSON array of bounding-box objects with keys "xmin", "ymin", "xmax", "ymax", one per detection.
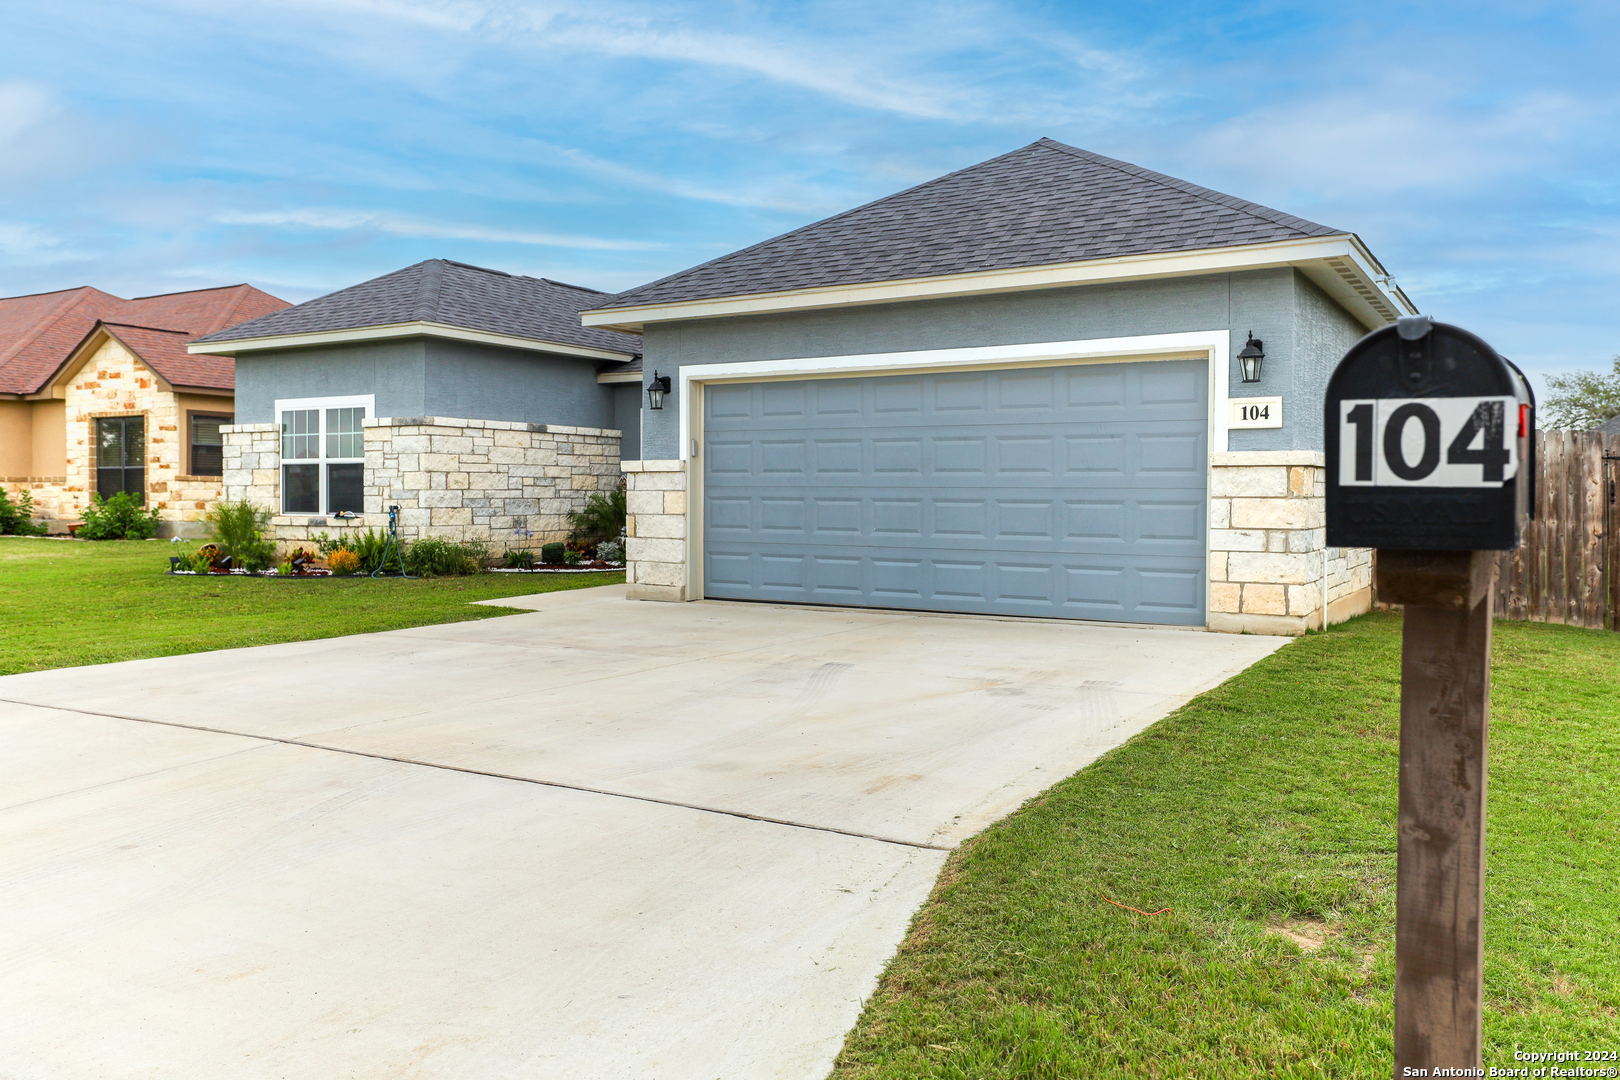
[{"xmin": 1338, "ymin": 396, "xmax": 1523, "ymax": 488}]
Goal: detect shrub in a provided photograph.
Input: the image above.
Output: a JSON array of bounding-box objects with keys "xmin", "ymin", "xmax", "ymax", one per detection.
[
  {"xmin": 403, "ymin": 535, "xmax": 485, "ymax": 577},
  {"xmin": 327, "ymin": 548, "xmax": 363, "ymax": 575},
  {"xmin": 540, "ymin": 541, "xmax": 565, "ymax": 565},
  {"xmin": 205, "ymin": 499, "xmax": 274, "ymax": 571},
  {"xmin": 567, "ymin": 484, "xmax": 626, "ymax": 547},
  {"xmin": 351, "ymin": 528, "xmax": 402, "ymax": 574},
  {"xmin": 0, "ymin": 488, "xmax": 46, "ymax": 535},
  {"xmin": 595, "ymin": 540, "xmax": 624, "ymax": 563},
  {"xmin": 503, "ymin": 549, "xmax": 535, "ymax": 570},
  {"xmin": 312, "ymin": 530, "xmax": 355, "ymax": 557},
  {"xmin": 562, "ymin": 547, "xmax": 582, "ymax": 567},
  {"xmin": 80, "ymin": 492, "xmax": 162, "ymax": 540}
]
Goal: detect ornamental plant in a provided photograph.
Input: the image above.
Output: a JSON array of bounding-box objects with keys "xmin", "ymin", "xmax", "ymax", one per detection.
[
  {"xmin": 567, "ymin": 484, "xmax": 626, "ymax": 547},
  {"xmin": 0, "ymin": 488, "xmax": 46, "ymax": 535},
  {"xmin": 80, "ymin": 492, "xmax": 161, "ymax": 540},
  {"xmin": 327, "ymin": 548, "xmax": 363, "ymax": 575},
  {"xmin": 205, "ymin": 499, "xmax": 274, "ymax": 571}
]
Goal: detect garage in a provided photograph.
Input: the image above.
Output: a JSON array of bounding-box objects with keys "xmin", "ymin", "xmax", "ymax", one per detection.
[{"xmin": 700, "ymin": 358, "xmax": 1208, "ymax": 624}]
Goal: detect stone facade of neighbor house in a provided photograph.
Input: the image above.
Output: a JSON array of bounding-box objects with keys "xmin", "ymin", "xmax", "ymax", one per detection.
[
  {"xmin": 1206, "ymin": 451, "xmax": 1373, "ymax": 635},
  {"xmin": 622, "ymin": 459, "xmax": 688, "ymax": 601},
  {"xmin": 223, "ymin": 416, "xmax": 621, "ymax": 554},
  {"xmin": 0, "ymin": 282, "xmax": 287, "ymax": 536},
  {"xmin": 53, "ymin": 336, "xmax": 232, "ymax": 534}
]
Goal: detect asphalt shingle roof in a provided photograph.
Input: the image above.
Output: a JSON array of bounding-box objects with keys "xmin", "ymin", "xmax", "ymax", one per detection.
[
  {"xmin": 595, "ymin": 138, "xmax": 1345, "ymax": 311},
  {"xmin": 0, "ymin": 284, "xmax": 288, "ymax": 394},
  {"xmin": 196, "ymin": 260, "xmax": 642, "ymax": 357}
]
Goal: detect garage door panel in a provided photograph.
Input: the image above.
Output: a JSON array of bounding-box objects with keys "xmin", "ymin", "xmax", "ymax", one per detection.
[{"xmin": 703, "ymin": 360, "xmax": 1207, "ymax": 624}]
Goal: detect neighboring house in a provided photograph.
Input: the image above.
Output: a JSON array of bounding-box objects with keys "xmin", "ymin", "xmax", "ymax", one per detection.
[
  {"xmin": 584, "ymin": 137, "xmax": 1420, "ymax": 635},
  {"xmin": 1594, "ymin": 416, "xmax": 1620, "ymax": 435},
  {"xmin": 191, "ymin": 259, "xmax": 643, "ymax": 552},
  {"xmin": 0, "ymin": 283, "xmax": 289, "ymax": 535}
]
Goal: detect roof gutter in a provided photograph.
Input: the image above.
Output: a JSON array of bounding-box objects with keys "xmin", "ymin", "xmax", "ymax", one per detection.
[
  {"xmin": 188, "ymin": 319, "xmax": 638, "ymax": 363},
  {"xmin": 582, "ymin": 234, "xmax": 1417, "ymax": 333}
]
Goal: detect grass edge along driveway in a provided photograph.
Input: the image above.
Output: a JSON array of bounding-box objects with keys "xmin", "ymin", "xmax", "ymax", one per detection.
[
  {"xmin": 832, "ymin": 613, "xmax": 1620, "ymax": 1079},
  {"xmin": 0, "ymin": 537, "xmax": 622, "ymax": 676}
]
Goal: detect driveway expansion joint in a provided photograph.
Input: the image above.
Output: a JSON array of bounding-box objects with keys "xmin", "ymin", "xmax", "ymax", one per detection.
[{"xmin": 0, "ymin": 696, "xmax": 953, "ymax": 852}]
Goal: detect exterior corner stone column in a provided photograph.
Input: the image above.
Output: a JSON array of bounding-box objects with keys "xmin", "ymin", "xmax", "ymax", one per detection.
[{"xmin": 622, "ymin": 459, "xmax": 688, "ymax": 602}]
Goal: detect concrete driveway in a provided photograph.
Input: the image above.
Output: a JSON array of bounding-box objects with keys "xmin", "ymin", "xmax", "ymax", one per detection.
[{"xmin": 0, "ymin": 585, "xmax": 1286, "ymax": 1079}]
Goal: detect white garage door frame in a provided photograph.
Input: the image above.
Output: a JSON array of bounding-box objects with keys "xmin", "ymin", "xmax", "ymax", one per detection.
[{"xmin": 675, "ymin": 330, "xmax": 1235, "ymax": 619}]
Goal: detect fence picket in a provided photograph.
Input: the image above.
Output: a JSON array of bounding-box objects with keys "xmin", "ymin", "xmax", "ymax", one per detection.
[{"xmin": 1488, "ymin": 428, "xmax": 1614, "ymax": 631}]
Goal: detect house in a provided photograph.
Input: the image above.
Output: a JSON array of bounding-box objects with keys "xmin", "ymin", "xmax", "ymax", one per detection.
[
  {"xmin": 191, "ymin": 259, "xmax": 643, "ymax": 552},
  {"xmin": 0, "ymin": 283, "xmax": 290, "ymax": 535},
  {"xmin": 583, "ymin": 138, "xmax": 1420, "ymax": 635}
]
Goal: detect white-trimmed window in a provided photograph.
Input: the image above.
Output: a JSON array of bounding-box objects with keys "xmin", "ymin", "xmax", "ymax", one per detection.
[{"xmin": 275, "ymin": 395, "xmax": 374, "ymax": 515}]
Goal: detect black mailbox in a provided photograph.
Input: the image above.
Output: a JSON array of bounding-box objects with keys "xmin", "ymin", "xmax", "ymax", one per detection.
[{"xmin": 1325, "ymin": 315, "xmax": 1534, "ymax": 551}]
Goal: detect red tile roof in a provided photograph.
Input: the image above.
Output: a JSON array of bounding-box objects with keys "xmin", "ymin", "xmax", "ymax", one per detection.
[{"xmin": 0, "ymin": 283, "xmax": 289, "ymax": 395}]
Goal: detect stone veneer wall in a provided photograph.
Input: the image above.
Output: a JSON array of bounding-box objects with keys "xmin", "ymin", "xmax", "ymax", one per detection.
[
  {"xmin": 222, "ymin": 416, "xmax": 621, "ymax": 553},
  {"xmin": 11, "ymin": 337, "xmax": 227, "ymax": 535},
  {"xmin": 1207, "ymin": 451, "xmax": 1373, "ymax": 635},
  {"xmin": 622, "ymin": 459, "xmax": 688, "ymax": 601}
]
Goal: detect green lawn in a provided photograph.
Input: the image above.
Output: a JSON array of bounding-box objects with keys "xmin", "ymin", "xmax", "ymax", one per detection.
[
  {"xmin": 834, "ymin": 613, "xmax": 1620, "ymax": 1078},
  {"xmin": 0, "ymin": 536, "xmax": 623, "ymax": 675}
]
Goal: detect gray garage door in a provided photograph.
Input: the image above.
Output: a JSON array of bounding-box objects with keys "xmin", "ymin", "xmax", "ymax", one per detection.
[{"xmin": 702, "ymin": 360, "xmax": 1208, "ymax": 624}]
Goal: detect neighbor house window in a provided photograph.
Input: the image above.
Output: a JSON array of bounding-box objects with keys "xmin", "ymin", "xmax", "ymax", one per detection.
[
  {"xmin": 96, "ymin": 416, "xmax": 145, "ymax": 503},
  {"xmin": 188, "ymin": 413, "xmax": 232, "ymax": 477},
  {"xmin": 275, "ymin": 396, "xmax": 373, "ymax": 515}
]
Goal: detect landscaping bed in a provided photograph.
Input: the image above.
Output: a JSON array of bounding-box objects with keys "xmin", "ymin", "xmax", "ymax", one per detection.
[{"xmin": 832, "ymin": 613, "xmax": 1620, "ymax": 1078}]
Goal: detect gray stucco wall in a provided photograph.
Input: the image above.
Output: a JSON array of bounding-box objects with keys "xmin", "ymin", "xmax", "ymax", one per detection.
[
  {"xmin": 234, "ymin": 340, "xmax": 429, "ymax": 424},
  {"xmin": 637, "ymin": 268, "xmax": 1368, "ymax": 459},
  {"xmin": 612, "ymin": 383, "xmax": 642, "ymax": 461},
  {"xmin": 232, "ymin": 337, "xmax": 630, "ymax": 435},
  {"xmin": 422, "ymin": 339, "xmax": 616, "ymax": 429}
]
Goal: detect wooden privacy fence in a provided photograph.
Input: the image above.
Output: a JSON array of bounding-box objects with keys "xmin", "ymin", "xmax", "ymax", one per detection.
[{"xmin": 1490, "ymin": 429, "xmax": 1620, "ymax": 630}]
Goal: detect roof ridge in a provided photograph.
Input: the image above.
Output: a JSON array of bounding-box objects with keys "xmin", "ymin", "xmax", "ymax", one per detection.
[
  {"xmin": 539, "ymin": 278, "xmax": 609, "ymax": 295},
  {"xmin": 601, "ymin": 141, "xmax": 1047, "ymax": 306},
  {"xmin": 126, "ymin": 282, "xmax": 252, "ymax": 301},
  {"xmin": 100, "ymin": 321, "xmax": 195, "ymax": 335},
  {"xmin": 442, "ymin": 259, "xmax": 513, "ymax": 277},
  {"xmin": 415, "ymin": 260, "xmax": 447, "ymax": 322},
  {"xmin": 1031, "ymin": 138, "xmax": 1340, "ymax": 235},
  {"xmin": 202, "ymin": 284, "xmax": 253, "ymax": 336}
]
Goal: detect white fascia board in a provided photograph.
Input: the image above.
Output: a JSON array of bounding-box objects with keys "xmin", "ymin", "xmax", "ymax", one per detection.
[
  {"xmin": 187, "ymin": 320, "xmax": 637, "ymax": 363},
  {"xmin": 596, "ymin": 371, "xmax": 643, "ymax": 384},
  {"xmin": 582, "ymin": 236, "xmax": 1411, "ymax": 331},
  {"xmin": 676, "ymin": 330, "xmax": 1233, "ymax": 466}
]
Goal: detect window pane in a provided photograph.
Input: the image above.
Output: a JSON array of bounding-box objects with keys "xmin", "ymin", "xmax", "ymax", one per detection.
[
  {"xmin": 191, "ymin": 415, "xmax": 226, "ymax": 476},
  {"xmin": 192, "ymin": 444, "xmax": 223, "ymax": 476},
  {"xmin": 327, "ymin": 463, "xmax": 364, "ymax": 514},
  {"xmin": 97, "ymin": 418, "xmax": 125, "ymax": 468},
  {"xmin": 326, "ymin": 407, "xmax": 364, "ymax": 459},
  {"xmin": 281, "ymin": 409, "xmax": 318, "ymax": 460},
  {"xmin": 283, "ymin": 464, "xmax": 319, "ymax": 513}
]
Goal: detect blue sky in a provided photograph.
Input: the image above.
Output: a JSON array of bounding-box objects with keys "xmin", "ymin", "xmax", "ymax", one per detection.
[{"xmin": 2, "ymin": 0, "xmax": 1616, "ymax": 391}]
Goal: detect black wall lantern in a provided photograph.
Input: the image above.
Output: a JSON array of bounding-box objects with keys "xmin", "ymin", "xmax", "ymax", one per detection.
[
  {"xmin": 1237, "ymin": 333, "xmax": 1265, "ymax": 384},
  {"xmin": 647, "ymin": 371, "xmax": 672, "ymax": 410}
]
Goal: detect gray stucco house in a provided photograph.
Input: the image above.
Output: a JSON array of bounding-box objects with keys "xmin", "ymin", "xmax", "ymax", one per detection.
[
  {"xmin": 583, "ymin": 138, "xmax": 1418, "ymax": 634},
  {"xmin": 190, "ymin": 259, "xmax": 642, "ymax": 550}
]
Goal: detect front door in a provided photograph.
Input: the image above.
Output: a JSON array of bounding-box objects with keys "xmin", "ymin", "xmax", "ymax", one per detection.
[{"xmin": 96, "ymin": 416, "xmax": 145, "ymax": 503}]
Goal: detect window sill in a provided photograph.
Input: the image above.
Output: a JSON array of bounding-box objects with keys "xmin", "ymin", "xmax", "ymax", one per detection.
[
  {"xmin": 176, "ymin": 475, "xmax": 224, "ymax": 483},
  {"xmin": 271, "ymin": 515, "xmax": 369, "ymax": 527}
]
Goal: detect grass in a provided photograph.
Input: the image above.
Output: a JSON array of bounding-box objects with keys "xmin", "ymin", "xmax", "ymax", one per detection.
[
  {"xmin": 0, "ymin": 536, "xmax": 623, "ymax": 675},
  {"xmin": 833, "ymin": 612, "xmax": 1620, "ymax": 1078}
]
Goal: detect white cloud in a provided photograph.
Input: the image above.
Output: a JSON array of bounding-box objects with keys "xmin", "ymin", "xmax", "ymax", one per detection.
[{"xmin": 214, "ymin": 208, "xmax": 663, "ymax": 250}]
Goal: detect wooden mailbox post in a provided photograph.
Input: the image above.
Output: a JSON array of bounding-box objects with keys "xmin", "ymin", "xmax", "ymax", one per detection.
[{"xmin": 1324, "ymin": 315, "xmax": 1534, "ymax": 1075}]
